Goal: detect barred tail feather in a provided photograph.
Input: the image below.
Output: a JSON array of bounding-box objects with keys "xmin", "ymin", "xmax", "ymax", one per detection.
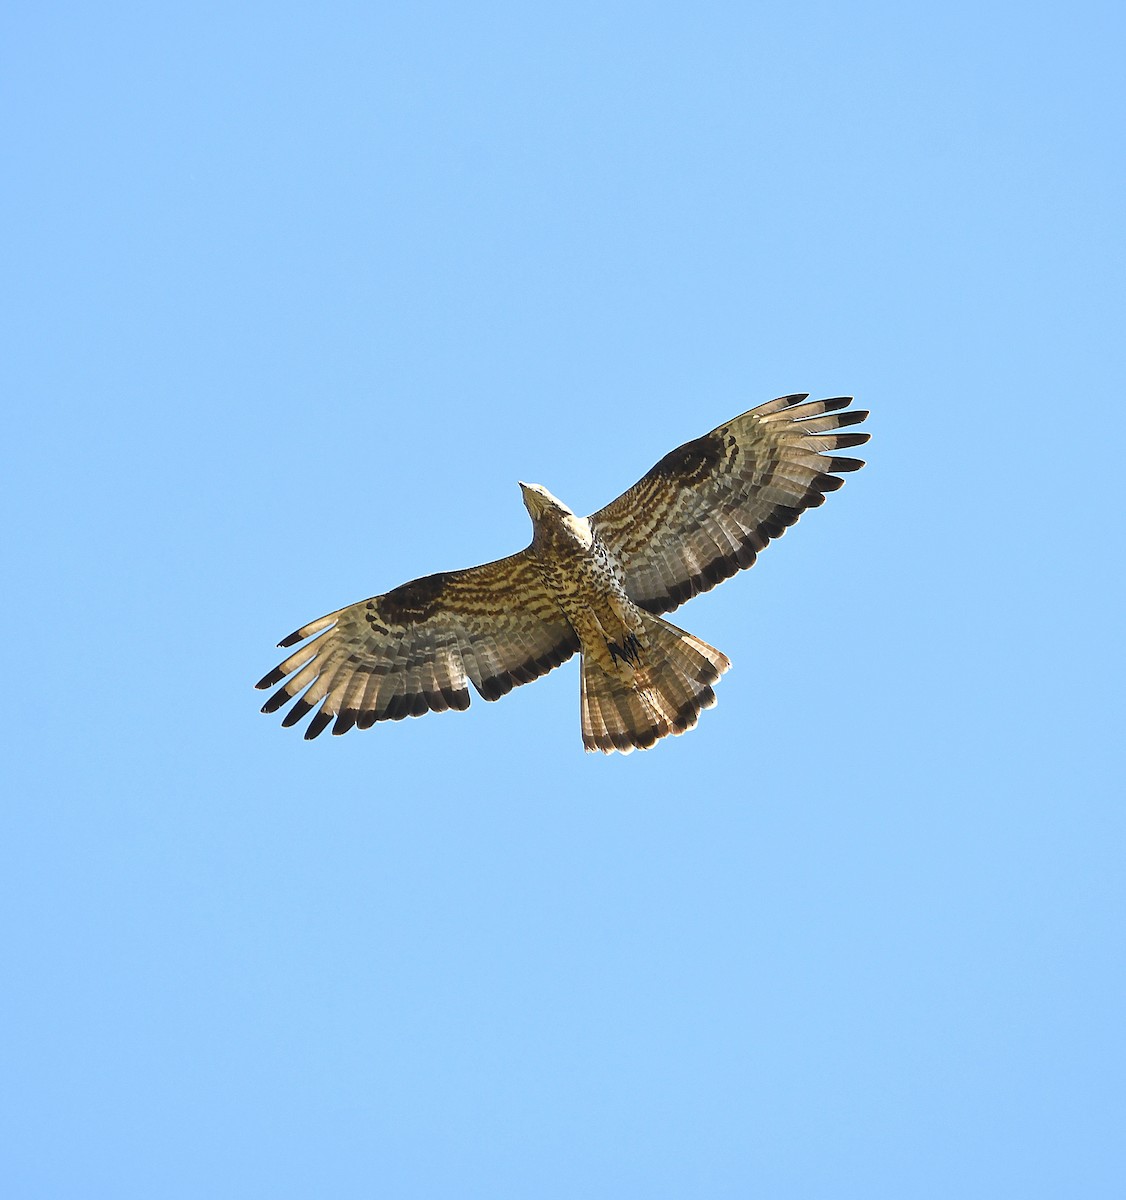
[{"xmin": 580, "ymin": 613, "xmax": 731, "ymax": 754}]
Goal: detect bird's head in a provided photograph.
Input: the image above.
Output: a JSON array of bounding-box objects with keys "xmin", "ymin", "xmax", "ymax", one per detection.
[{"xmin": 519, "ymin": 482, "xmax": 572, "ymax": 522}]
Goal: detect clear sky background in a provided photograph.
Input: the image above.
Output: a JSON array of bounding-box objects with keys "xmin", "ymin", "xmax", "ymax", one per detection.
[{"xmin": 3, "ymin": 3, "xmax": 1123, "ymax": 1197}]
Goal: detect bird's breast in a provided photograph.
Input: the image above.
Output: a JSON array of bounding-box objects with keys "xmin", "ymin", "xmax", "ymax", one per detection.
[{"xmin": 533, "ymin": 525, "xmax": 629, "ymax": 619}]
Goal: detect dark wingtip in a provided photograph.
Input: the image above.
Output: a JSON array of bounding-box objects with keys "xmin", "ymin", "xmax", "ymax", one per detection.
[
  {"xmin": 261, "ymin": 685, "xmax": 294, "ymax": 715},
  {"xmin": 332, "ymin": 709, "xmax": 358, "ymax": 736},
  {"xmin": 255, "ymin": 666, "xmax": 286, "ymax": 691},
  {"xmin": 305, "ymin": 710, "xmax": 333, "ymax": 740},
  {"xmin": 820, "ymin": 395, "xmax": 853, "ymax": 412},
  {"xmin": 828, "ymin": 455, "xmax": 866, "ymax": 473},
  {"xmin": 278, "ymin": 629, "xmax": 306, "ymax": 648},
  {"xmin": 281, "ymin": 698, "xmax": 313, "ymax": 728},
  {"xmin": 831, "ymin": 431, "xmax": 871, "ymax": 449},
  {"xmin": 779, "ymin": 392, "xmax": 811, "ymax": 407}
]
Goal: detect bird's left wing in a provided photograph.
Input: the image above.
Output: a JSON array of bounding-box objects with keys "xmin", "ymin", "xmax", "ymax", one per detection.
[
  {"xmin": 255, "ymin": 550, "xmax": 579, "ymax": 739},
  {"xmin": 589, "ymin": 394, "xmax": 869, "ymax": 615}
]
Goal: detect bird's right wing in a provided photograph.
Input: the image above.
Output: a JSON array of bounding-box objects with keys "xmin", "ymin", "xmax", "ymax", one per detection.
[{"xmin": 255, "ymin": 550, "xmax": 579, "ymax": 738}]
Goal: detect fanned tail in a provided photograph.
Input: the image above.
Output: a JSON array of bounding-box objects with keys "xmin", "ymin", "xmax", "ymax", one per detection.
[{"xmin": 580, "ymin": 611, "xmax": 730, "ymax": 754}]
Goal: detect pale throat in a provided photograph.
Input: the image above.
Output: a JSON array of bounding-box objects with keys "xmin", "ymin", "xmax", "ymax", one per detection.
[{"xmin": 560, "ymin": 511, "xmax": 594, "ymax": 549}]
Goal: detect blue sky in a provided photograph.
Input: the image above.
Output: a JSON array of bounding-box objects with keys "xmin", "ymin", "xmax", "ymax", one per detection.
[{"xmin": 3, "ymin": 2, "xmax": 1123, "ymax": 1196}]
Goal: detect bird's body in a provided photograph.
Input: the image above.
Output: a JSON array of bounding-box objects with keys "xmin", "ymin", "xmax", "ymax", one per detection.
[
  {"xmin": 518, "ymin": 483, "xmax": 731, "ymax": 749},
  {"xmin": 522, "ymin": 485, "xmax": 632, "ymax": 673},
  {"xmin": 257, "ymin": 394, "xmax": 869, "ymax": 753}
]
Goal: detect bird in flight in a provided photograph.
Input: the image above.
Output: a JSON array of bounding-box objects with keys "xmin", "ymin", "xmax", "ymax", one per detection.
[{"xmin": 256, "ymin": 393, "xmax": 869, "ymax": 753}]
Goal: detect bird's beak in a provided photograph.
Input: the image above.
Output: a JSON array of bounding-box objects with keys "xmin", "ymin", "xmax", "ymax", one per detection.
[{"xmin": 519, "ymin": 482, "xmax": 544, "ymax": 518}]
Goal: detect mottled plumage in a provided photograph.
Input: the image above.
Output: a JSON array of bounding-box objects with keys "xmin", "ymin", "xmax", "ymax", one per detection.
[{"xmin": 256, "ymin": 394, "xmax": 869, "ymax": 753}]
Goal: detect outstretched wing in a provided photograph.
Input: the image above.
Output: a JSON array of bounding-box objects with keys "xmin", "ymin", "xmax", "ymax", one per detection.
[
  {"xmin": 255, "ymin": 551, "xmax": 579, "ymax": 739},
  {"xmin": 590, "ymin": 394, "xmax": 869, "ymax": 615}
]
